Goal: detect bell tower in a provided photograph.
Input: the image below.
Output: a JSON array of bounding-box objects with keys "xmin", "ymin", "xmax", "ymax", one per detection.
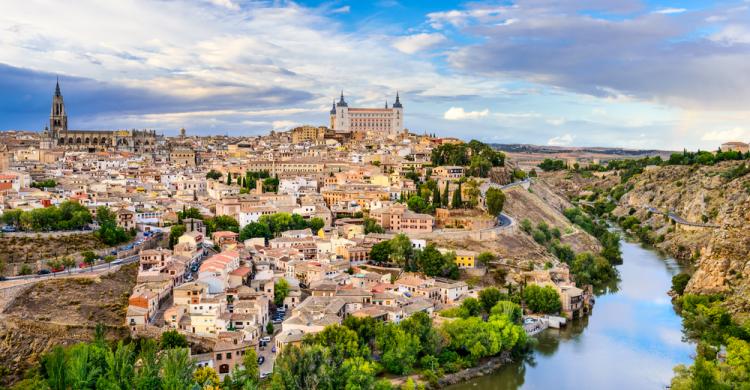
[{"xmin": 49, "ymin": 78, "xmax": 68, "ymax": 139}]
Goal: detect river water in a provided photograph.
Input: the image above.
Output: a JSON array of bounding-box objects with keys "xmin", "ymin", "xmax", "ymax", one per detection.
[{"xmin": 448, "ymin": 239, "xmax": 694, "ymax": 390}]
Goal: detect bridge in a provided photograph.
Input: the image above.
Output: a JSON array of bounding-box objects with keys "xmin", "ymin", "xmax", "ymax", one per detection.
[{"xmin": 645, "ymin": 206, "xmax": 720, "ymax": 229}]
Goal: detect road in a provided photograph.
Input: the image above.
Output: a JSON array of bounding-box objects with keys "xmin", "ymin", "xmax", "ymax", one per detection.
[
  {"xmin": 645, "ymin": 206, "xmax": 720, "ymax": 228},
  {"xmin": 2, "ymin": 255, "xmax": 140, "ymax": 281}
]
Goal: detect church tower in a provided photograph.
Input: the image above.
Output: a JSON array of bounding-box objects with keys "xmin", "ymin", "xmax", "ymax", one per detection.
[{"xmin": 49, "ymin": 78, "xmax": 68, "ymax": 139}]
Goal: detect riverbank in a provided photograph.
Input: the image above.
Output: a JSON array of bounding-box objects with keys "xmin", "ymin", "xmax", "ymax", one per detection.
[
  {"xmin": 445, "ymin": 238, "xmax": 693, "ymax": 390},
  {"xmin": 437, "ymin": 352, "xmax": 513, "ymax": 387}
]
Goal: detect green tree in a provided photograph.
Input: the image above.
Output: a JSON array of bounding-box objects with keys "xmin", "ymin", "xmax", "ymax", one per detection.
[
  {"xmin": 274, "ymin": 279, "xmax": 290, "ymax": 307},
  {"xmin": 451, "ymin": 182, "xmax": 463, "ymax": 209},
  {"xmin": 432, "ymin": 185, "xmax": 441, "ymax": 207},
  {"xmin": 193, "ymin": 366, "xmax": 220, "ymax": 389},
  {"xmin": 460, "ymin": 297, "xmax": 482, "ymax": 317},
  {"xmin": 168, "ymin": 225, "xmax": 186, "ymax": 249},
  {"xmin": 96, "ymin": 341, "xmax": 135, "ymax": 390},
  {"xmin": 388, "ymin": 234, "xmax": 414, "ymax": 268},
  {"xmin": 476, "ymin": 251, "xmax": 495, "ymax": 266},
  {"xmin": 485, "ymin": 187, "xmax": 506, "ymax": 216},
  {"xmin": 160, "ymin": 348, "xmax": 195, "ymax": 390},
  {"xmin": 490, "ymin": 301, "xmax": 523, "ymax": 324},
  {"xmin": 266, "ymin": 322, "xmax": 274, "ymax": 335},
  {"xmin": 227, "ymin": 173, "xmax": 232, "ymax": 185},
  {"xmin": 19, "ymin": 264, "xmax": 32, "ymax": 275},
  {"xmin": 672, "ymin": 273, "xmax": 691, "ymax": 295},
  {"xmin": 239, "ymin": 222, "xmax": 271, "ymax": 242},
  {"xmin": 206, "ymin": 170, "xmax": 222, "ymax": 180},
  {"xmin": 369, "ymin": 241, "xmax": 391, "ymax": 264},
  {"xmin": 363, "ymin": 218, "xmax": 385, "ymax": 234},
  {"xmin": 406, "ymin": 195, "xmax": 429, "ymax": 214},
  {"xmin": 133, "ymin": 339, "xmax": 161, "ymax": 390},
  {"xmin": 441, "ymin": 181, "xmax": 450, "ymax": 207},
  {"xmin": 205, "ymin": 215, "xmax": 239, "ymax": 235},
  {"xmin": 376, "ymin": 323, "xmax": 420, "ymax": 375},
  {"xmin": 160, "ymin": 330, "xmax": 188, "ymax": 350},
  {"xmin": 523, "ymin": 285, "xmax": 562, "ymax": 314},
  {"xmin": 478, "ymin": 287, "xmax": 504, "ymax": 313},
  {"xmin": 82, "ymin": 250, "xmax": 97, "ymax": 267}
]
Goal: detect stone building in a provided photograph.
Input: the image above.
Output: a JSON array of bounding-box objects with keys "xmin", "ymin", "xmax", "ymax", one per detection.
[
  {"xmin": 329, "ymin": 91, "xmax": 404, "ymax": 135},
  {"xmin": 41, "ymin": 80, "xmax": 160, "ymax": 153}
]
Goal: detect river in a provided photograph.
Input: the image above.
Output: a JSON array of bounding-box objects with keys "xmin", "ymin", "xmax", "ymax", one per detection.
[{"xmin": 448, "ymin": 238, "xmax": 694, "ymax": 390}]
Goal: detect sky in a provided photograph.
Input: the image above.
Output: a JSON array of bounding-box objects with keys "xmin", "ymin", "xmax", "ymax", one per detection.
[{"xmin": 2, "ymin": 0, "xmax": 750, "ymax": 150}]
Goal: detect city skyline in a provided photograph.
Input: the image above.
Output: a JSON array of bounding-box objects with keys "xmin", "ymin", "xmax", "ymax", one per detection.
[{"xmin": 2, "ymin": 0, "xmax": 750, "ymax": 150}]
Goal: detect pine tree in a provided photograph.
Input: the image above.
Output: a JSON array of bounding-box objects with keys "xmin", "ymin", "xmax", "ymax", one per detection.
[
  {"xmin": 451, "ymin": 182, "xmax": 463, "ymax": 209},
  {"xmin": 441, "ymin": 181, "xmax": 450, "ymax": 207}
]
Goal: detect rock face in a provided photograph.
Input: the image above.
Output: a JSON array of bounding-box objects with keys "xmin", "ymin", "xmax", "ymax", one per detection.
[{"xmin": 612, "ymin": 162, "xmax": 750, "ymax": 317}]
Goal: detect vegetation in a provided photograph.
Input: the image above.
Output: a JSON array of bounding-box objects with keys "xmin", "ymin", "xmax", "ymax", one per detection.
[
  {"xmin": 370, "ymin": 235, "xmax": 459, "ymax": 279},
  {"xmin": 485, "ymin": 187, "xmax": 506, "ymax": 216},
  {"xmin": 671, "ymin": 294, "xmax": 750, "ymax": 389},
  {"xmin": 363, "ymin": 217, "xmax": 385, "ymax": 234},
  {"xmin": 274, "ymin": 278, "xmax": 290, "ymax": 306},
  {"xmin": 523, "ymin": 285, "xmax": 562, "ymax": 314},
  {"xmin": 94, "ymin": 206, "xmax": 132, "ymax": 246},
  {"xmin": 239, "ymin": 213, "xmax": 324, "ymax": 241},
  {"xmin": 1, "ymin": 201, "xmax": 92, "ymax": 232},
  {"xmin": 205, "ymin": 169, "xmax": 223, "ymax": 180},
  {"xmin": 430, "ymin": 140, "xmax": 505, "ymax": 178},
  {"xmin": 273, "ymin": 310, "xmax": 526, "ymax": 389},
  {"xmin": 13, "ymin": 326, "xmax": 262, "ymax": 390},
  {"xmin": 537, "ymin": 159, "xmax": 567, "ymax": 171},
  {"xmin": 563, "ymin": 207, "xmax": 622, "ymax": 264},
  {"xmin": 30, "ymin": 179, "xmax": 57, "ymax": 189},
  {"xmin": 671, "ymin": 273, "xmax": 691, "ymax": 295},
  {"xmin": 204, "ymin": 215, "xmax": 239, "ymax": 236}
]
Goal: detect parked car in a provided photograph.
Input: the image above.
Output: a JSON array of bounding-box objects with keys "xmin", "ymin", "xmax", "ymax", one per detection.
[
  {"xmin": 260, "ymin": 372, "xmax": 270, "ymax": 379},
  {"xmin": 37, "ymin": 269, "xmax": 51, "ymax": 275},
  {"xmin": 272, "ymin": 346, "xmax": 276, "ymax": 353},
  {"xmin": 257, "ymin": 356, "xmax": 265, "ymax": 365},
  {"xmin": 260, "ymin": 336, "xmax": 271, "ymax": 343}
]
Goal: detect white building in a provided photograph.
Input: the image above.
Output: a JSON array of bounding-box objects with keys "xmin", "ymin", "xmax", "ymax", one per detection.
[{"xmin": 329, "ymin": 92, "xmax": 404, "ymax": 135}]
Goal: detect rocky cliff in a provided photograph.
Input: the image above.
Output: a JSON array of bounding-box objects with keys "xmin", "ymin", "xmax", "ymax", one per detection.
[{"xmin": 612, "ymin": 161, "xmax": 750, "ymax": 319}]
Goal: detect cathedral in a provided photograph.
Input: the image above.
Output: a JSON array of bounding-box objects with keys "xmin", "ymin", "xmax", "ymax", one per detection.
[{"xmin": 42, "ymin": 80, "xmax": 160, "ymax": 153}]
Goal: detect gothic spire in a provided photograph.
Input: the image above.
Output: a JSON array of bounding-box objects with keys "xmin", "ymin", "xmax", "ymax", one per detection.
[
  {"xmin": 385, "ymin": 100, "xmax": 388, "ymax": 109},
  {"xmin": 330, "ymin": 99, "xmax": 336, "ymax": 114},
  {"xmin": 392, "ymin": 91, "xmax": 402, "ymax": 108},
  {"xmin": 55, "ymin": 77, "xmax": 61, "ymax": 97}
]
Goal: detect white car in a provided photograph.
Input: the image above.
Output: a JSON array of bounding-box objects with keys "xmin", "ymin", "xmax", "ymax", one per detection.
[
  {"xmin": 260, "ymin": 372, "xmax": 270, "ymax": 379},
  {"xmin": 260, "ymin": 336, "xmax": 271, "ymax": 343}
]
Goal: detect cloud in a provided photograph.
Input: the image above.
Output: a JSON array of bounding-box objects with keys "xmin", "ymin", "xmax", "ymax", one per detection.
[
  {"xmin": 547, "ymin": 133, "xmax": 574, "ymax": 146},
  {"xmin": 546, "ymin": 118, "xmax": 566, "ymax": 126},
  {"xmin": 272, "ymin": 120, "xmax": 299, "ymax": 130},
  {"xmin": 444, "ymin": 1, "xmax": 750, "ymax": 111},
  {"xmin": 701, "ymin": 127, "xmax": 750, "ymax": 142},
  {"xmin": 208, "ymin": 0, "xmax": 239, "ymax": 11},
  {"xmin": 392, "ymin": 33, "xmax": 446, "ymax": 54},
  {"xmin": 443, "ymin": 107, "xmax": 489, "ymax": 120},
  {"xmin": 653, "ymin": 8, "xmax": 686, "ymax": 14},
  {"xmin": 331, "ymin": 6, "xmax": 350, "ymax": 14}
]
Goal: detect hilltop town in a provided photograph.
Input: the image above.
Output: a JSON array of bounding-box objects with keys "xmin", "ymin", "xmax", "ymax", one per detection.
[{"xmin": 0, "ymin": 83, "xmax": 627, "ymax": 387}]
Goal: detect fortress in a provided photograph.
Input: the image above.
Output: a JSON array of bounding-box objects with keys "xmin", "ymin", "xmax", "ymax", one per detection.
[{"xmin": 329, "ymin": 91, "xmax": 404, "ymax": 135}]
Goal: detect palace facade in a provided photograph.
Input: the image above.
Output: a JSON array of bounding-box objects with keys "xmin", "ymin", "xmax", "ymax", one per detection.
[
  {"xmin": 329, "ymin": 92, "xmax": 404, "ymax": 135},
  {"xmin": 42, "ymin": 80, "xmax": 160, "ymax": 153}
]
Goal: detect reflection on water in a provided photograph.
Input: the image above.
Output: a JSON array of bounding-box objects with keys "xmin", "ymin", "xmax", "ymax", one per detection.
[{"xmin": 447, "ymin": 239, "xmax": 694, "ymax": 390}]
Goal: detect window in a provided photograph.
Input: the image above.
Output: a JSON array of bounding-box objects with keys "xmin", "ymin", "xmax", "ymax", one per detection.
[
  {"xmin": 216, "ymin": 353, "xmax": 222, "ymax": 360},
  {"xmin": 226, "ymin": 352, "xmax": 232, "ymax": 359}
]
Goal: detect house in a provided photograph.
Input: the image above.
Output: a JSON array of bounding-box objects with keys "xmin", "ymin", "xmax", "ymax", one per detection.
[
  {"xmin": 117, "ymin": 208, "xmax": 136, "ymax": 230},
  {"xmin": 369, "ymin": 203, "xmax": 433, "ymax": 233}
]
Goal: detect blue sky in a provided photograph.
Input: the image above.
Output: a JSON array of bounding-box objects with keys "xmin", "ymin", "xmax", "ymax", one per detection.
[{"xmin": 2, "ymin": 0, "xmax": 750, "ymax": 149}]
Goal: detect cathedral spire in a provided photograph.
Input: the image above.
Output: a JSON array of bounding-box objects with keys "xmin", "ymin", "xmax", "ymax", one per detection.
[
  {"xmin": 336, "ymin": 90, "xmax": 348, "ymax": 107},
  {"xmin": 55, "ymin": 76, "xmax": 61, "ymax": 97},
  {"xmin": 330, "ymin": 99, "xmax": 336, "ymax": 114},
  {"xmin": 385, "ymin": 100, "xmax": 388, "ymax": 109}
]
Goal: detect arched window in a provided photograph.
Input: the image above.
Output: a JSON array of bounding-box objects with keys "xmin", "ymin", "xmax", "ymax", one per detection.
[{"xmin": 219, "ymin": 364, "xmax": 229, "ymax": 374}]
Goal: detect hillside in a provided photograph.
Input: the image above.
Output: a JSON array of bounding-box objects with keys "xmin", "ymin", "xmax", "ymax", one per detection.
[
  {"xmin": 0, "ymin": 264, "xmax": 137, "ymax": 386},
  {"xmin": 611, "ymin": 161, "xmax": 750, "ymax": 319}
]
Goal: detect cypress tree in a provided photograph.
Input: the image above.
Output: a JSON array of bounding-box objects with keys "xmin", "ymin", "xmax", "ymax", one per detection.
[
  {"xmin": 226, "ymin": 173, "xmax": 232, "ymax": 185},
  {"xmin": 432, "ymin": 186, "xmax": 441, "ymax": 207},
  {"xmin": 452, "ymin": 182, "xmax": 463, "ymax": 209},
  {"xmin": 441, "ymin": 181, "xmax": 450, "ymax": 207}
]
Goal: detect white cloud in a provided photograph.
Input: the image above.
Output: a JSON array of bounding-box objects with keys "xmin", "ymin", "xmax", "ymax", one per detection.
[
  {"xmin": 653, "ymin": 8, "xmax": 686, "ymax": 14},
  {"xmin": 443, "ymin": 107, "xmax": 489, "ymax": 120},
  {"xmin": 546, "ymin": 118, "xmax": 566, "ymax": 126},
  {"xmin": 547, "ymin": 134, "xmax": 574, "ymax": 146},
  {"xmin": 331, "ymin": 6, "xmax": 350, "ymax": 14},
  {"xmin": 701, "ymin": 127, "xmax": 750, "ymax": 142},
  {"xmin": 208, "ymin": 0, "xmax": 239, "ymax": 11},
  {"xmin": 392, "ymin": 33, "xmax": 446, "ymax": 54},
  {"xmin": 272, "ymin": 120, "xmax": 299, "ymax": 130}
]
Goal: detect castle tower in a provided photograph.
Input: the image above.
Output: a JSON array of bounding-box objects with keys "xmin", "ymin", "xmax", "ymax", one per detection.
[
  {"xmin": 49, "ymin": 78, "xmax": 68, "ymax": 139},
  {"xmin": 335, "ymin": 91, "xmax": 350, "ymax": 132},
  {"xmin": 329, "ymin": 100, "xmax": 336, "ymax": 129}
]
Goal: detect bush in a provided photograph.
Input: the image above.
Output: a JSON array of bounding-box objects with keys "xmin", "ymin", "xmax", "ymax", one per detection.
[
  {"xmin": 523, "ymin": 285, "xmax": 561, "ymax": 314},
  {"xmin": 672, "ymin": 273, "xmax": 691, "ymax": 295}
]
